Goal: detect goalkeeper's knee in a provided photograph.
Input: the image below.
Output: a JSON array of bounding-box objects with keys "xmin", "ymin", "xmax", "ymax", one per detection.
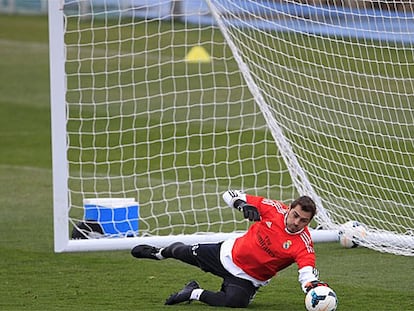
[
  {"xmin": 162, "ymin": 242, "xmax": 199, "ymax": 266},
  {"xmin": 162, "ymin": 242, "xmax": 187, "ymax": 258}
]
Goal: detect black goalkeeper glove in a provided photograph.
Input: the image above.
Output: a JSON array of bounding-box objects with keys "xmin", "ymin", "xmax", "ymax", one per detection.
[
  {"xmin": 237, "ymin": 202, "xmax": 260, "ymax": 222},
  {"xmin": 222, "ymin": 190, "xmax": 260, "ymax": 221},
  {"xmin": 304, "ymin": 280, "xmax": 329, "ymax": 293}
]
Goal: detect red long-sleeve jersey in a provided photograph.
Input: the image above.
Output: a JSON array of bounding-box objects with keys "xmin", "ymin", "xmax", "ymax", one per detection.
[{"xmin": 230, "ymin": 194, "xmax": 315, "ymax": 282}]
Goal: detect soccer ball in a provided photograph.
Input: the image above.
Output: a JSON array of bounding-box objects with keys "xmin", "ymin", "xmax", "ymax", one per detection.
[
  {"xmin": 338, "ymin": 221, "xmax": 367, "ymax": 248},
  {"xmin": 305, "ymin": 286, "xmax": 338, "ymax": 311}
]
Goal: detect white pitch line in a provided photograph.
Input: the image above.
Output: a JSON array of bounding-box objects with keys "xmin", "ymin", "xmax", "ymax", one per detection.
[{"xmin": 0, "ymin": 164, "xmax": 52, "ymax": 173}]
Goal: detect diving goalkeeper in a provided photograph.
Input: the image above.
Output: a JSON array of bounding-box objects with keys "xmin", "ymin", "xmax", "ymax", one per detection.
[{"xmin": 131, "ymin": 190, "xmax": 331, "ymax": 308}]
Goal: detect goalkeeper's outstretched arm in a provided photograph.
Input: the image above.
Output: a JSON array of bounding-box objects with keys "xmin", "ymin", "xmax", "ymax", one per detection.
[
  {"xmin": 222, "ymin": 190, "xmax": 260, "ymax": 221},
  {"xmin": 222, "ymin": 189, "xmax": 246, "ymax": 208}
]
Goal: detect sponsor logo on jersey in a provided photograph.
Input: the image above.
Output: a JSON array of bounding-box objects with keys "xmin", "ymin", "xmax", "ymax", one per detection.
[{"xmin": 256, "ymin": 232, "xmax": 275, "ymax": 257}]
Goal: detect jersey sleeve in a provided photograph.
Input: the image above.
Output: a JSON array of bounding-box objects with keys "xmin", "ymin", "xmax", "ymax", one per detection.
[
  {"xmin": 245, "ymin": 194, "xmax": 264, "ymax": 207},
  {"xmin": 296, "ymin": 231, "xmax": 316, "ymax": 269},
  {"xmin": 298, "ymin": 266, "xmax": 319, "ymax": 293},
  {"xmin": 245, "ymin": 194, "xmax": 287, "ymax": 219},
  {"xmin": 296, "ymin": 232, "xmax": 317, "ymax": 292}
]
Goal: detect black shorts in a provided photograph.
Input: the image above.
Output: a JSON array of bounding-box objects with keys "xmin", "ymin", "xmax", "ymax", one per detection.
[{"xmin": 192, "ymin": 242, "xmax": 258, "ymax": 298}]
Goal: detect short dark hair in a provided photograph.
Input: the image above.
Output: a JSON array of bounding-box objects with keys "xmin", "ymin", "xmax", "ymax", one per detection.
[{"xmin": 290, "ymin": 196, "xmax": 317, "ymax": 219}]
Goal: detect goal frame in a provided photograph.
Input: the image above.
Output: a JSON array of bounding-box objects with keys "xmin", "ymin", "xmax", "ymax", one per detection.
[
  {"xmin": 48, "ymin": 0, "xmax": 338, "ymax": 252},
  {"xmin": 49, "ymin": 0, "xmax": 70, "ymax": 252},
  {"xmin": 49, "ymin": 0, "xmax": 413, "ymax": 255}
]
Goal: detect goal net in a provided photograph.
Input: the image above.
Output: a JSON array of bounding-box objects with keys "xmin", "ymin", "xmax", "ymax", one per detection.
[{"xmin": 49, "ymin": 0, "xmax": 413, "ymax": 256}]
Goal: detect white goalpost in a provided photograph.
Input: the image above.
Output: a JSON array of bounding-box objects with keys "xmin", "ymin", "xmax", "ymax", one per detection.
[{"xmin": 49, "ymin": 0, "xmax": 413, "ymax": 256}]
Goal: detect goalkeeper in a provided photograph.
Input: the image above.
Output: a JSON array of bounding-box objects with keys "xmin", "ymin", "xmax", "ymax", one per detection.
[{"xmin": 131, "ymin": 190, "xmax": 330, "ymax": 308}]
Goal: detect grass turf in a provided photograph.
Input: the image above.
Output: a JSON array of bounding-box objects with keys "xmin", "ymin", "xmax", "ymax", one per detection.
[{"xmin": 0, "ymin": 14, "xmax": 413, "ymax": 311}]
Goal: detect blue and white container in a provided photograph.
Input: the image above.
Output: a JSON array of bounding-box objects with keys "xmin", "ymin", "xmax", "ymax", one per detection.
[{"xmin": 83, "ymin": 198, "xmax": 139, "ymax": 237}]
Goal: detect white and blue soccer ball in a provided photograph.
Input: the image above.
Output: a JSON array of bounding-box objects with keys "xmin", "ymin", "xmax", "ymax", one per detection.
[
  {"xmin": 338, "ymin": 220, "xmax": 367, "ymax": 248},
  {"xmin": 305, "ymin": 286, "xmax": 338, "ymax": 311}
]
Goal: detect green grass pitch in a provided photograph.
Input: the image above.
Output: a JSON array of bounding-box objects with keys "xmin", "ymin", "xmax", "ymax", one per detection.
[{"xmin": 0, "ymin": 14, "xmax": 413, "ymax": 310}]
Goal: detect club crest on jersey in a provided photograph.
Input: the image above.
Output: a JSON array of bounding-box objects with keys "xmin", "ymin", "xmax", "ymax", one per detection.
[
  {"xmin": 266, "ymin": 221, "xmax": 272, "ymax": 228},
  {"xmin": 283, "ymin": 240, "xmax": 292, "ymax": 249}
]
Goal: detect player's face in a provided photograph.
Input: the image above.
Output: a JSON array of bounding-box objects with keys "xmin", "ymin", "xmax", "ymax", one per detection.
[{"xmin": 285, "ymin": 205, "xmax": 312, "ymax": 233}]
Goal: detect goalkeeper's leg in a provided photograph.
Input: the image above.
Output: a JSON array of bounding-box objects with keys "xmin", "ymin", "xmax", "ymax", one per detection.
[
  {"xmin": 131, "ymin": 242, "xmax": 197, "ymax": 265},
  {"xmin": 197, "ymin": 277, "xmax": 257, "ymax": 308},
  {"xmin": 160, "ymin": 242, "xmax": 198, "ymax": 266},
  {"xmin": 163, "ymin": 243, "xmax": 258, "ymax": 307},
  {"xmin": 133, "ymin": 242, "xmax": 258, "ymax": 307}
]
